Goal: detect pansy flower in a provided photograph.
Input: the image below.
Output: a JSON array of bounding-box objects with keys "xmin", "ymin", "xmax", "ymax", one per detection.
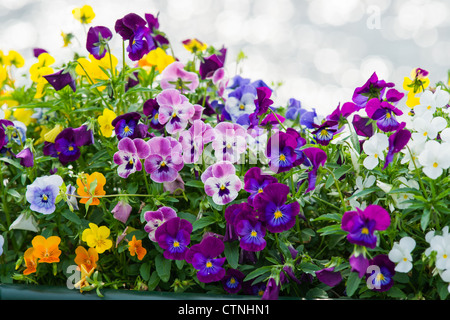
[
  {"xmin": 26, "ymin": 175, "xmax": 64, "ymax": 215},
  {"xmin": 76, "ymin": 172, "xmax": 106, "ymax": 206},
  {"xmin": 155, "ymin": 217, "xmax": 192, "ymax": 260},
  {"xmin": 417, "ymin": 140, "xmax": 450, "ymax": 180},
  {"xmin": 0, "ymin": 119, "xmax": 14, "ymax": 149},
  {"xmin": 235, "ymin": 219, "xmax": 267, "ymax": 252},
  {"xmin": 72, "ymin": 5, "xmax": 95, "ymax": 24},
  {"xmin": 221, "ymin": 269, "xmax": 245, "ymax": 294},
  {"xmin": 82, "ymin": 223, "xmax": 113, "ymax": 254},
  {"xmin": 97, "ymin": 108, "xmax": 117, "ymax": 137},
  {"xmin": 366, "ymin": 254, "xmax": 396, "ymax": 292},
  {"xmin": 201, "ymin": 161, "xmax": 242, "ymax": 205},
  {"xmin": 178, "ymin": 119, "xmax": 215, "ymax": 164},
  {"xmin": 160, "ymin": 61, "xmax": 199, "ymax": 93},
  {"xmin": 243, "ymin": 166, "xmax": 278, "ymax": 205},
  {"xmin": 111, "ymin": 112, "xmax": 147, "ymax": 141},
  {"xmin": 16, "ymin": 148, "xmax": 34, "ymax": 168},
  {"xmin": 225, "ymin": 85, "xmax": 257, "ymax": 123},
  {"xmin": 156, "ymin": 89, "xmax": 196, "ymax": 135},
  {"xmin": 143, "ymin": 98, "xmax": 164, "ymax": 131},
  {"xmin": 253, "ymin": 183, "xmax": 300, "ymax": 233},
  {"xmin": 266, "ymin": 131, "xmax": 298, "ymax": 173},
  {"xmin": 352, "ymin": 114, "xmax": 374, "ymax": 138},
  {"xmin": 362, "ymin": 132, "xmax": 389, "ymax": 170},
  {"xmin": 144, "ymin": 206, "xmax": 178, "ymax": 242},
  {"xmin": 86, "ymin": 26, "xmax": 113, "ymax": 60},
  {"xmin": 211, "ymin": 122, "xmax": 247, "ymax": 163},
  {"xmin": 31, "ymin": 235, "xmax": 62, "ymax": 263},
  {"xmin": 311, "ymin": 120, "xmax": 339, "ymax": 146},
  {"xmin": 302, "ymin": 147, "xmax": 327, "ymax": 193},
  {"xmin": 186, "ymin": 236, "xmax": 226, "ymax": 283},
  {"xmin": 315, "ymin": 267, "xmax": 343, "ymax": 288},
  {"xmin": 113, "ymin": 137, "xmax": 150, "ymax": 178},
  {"xmin": 384, "ymin": 123, "xmax": 411, "ymax": 169},
  {"xmin": 43, "ymin": 68, "xmax": 76, "ymax": 92},
  {"xmin": 365, "ymin": 98, "xmax": 403, "ymax": 132},
  {"xmin": 341, "ymin": 205, "xmax": 391, "ymax": 249},
  {"xmin": 199, "ymin": 47, "xmax": 227, "ymax": 80},
  {"xmin": 74, "ymin": 246, "xmax": 99, "ymax": 273},
  {"xmin": 182, "ymin": 38, "xmax": 207, "ymax": 53},
  {"xmin": 352, "ymin": 72, "xmax": 395, "ymax": 109},
  {"xmin": 285, "ymin": 98, "xmax": 305, "ymax": 121},
  {"xmin": 23, "ymin": 248, "xmax": 38, "ymax": 275},
  {"xmin": 286, "ymin": 128, "xmax": 310, "ymax": 167},
  {"xmin": 128, "ymin": 235, "xmax": 147, "ymax": 261},
  {"xmin": 111, "ymin": 200, "xmax": 132, "ymax": 224},
  {"xmin": 144, "ymin": 136, "xmax": 184, "ymax": 183},
  {"xmin": 54, "ymin": 125, "xmax": 94, "ymax": 165}
]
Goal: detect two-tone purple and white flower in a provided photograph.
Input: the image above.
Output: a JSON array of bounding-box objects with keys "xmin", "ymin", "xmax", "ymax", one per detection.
[
  {"xmin": 144, "ymin": 206, "xmax": 178, "ymax": 242},
  {"xmin": 211, "ymin": 122, "xmax": 247, "ymax": 163},
  {"xmin": 113, "ymin": 137, "xmax": 150, "ymax": 178},
  {"xmin": 156, "ymin": 89, "xmax": 196, "ymax": 135},
  {"xmin": 178, "ymin": 119, "xmax": 215, "ymax": 164},
  {"xmin": 26, "ymin": 175, "xmax": 64, "ymax": 215},
  {"xmin": 201, "ymin": 161, "xmax": 242, "ymax": 205}
]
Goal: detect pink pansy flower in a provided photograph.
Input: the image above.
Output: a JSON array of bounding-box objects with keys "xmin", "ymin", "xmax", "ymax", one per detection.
[
  {"xmin": 143, "ymin": 206, "xmax": 178, "ymax": 242},
  {"xmin": 160, "ymin": 61, "xmax": 199, "ymax": 93},
  {"xmin": 156, "ymin": 89, "xmax": 196, "ymax": 135},
  {"xmin": 201, "ymin": 161, "xmax": 242, "ymax": 205},
  {"xmin": 179, "ymin": 119, "xmax": 215, "ymax": 164},
  {"xmin": 211, "ymin": 122, "xmax": 247, "ymax": 163},
  {"xmin": 113, "ymin": 137, "xmax": 151, "ymax": 178},
  {"xmin": 144, "ymin": 136, "xmax": 184, "ymax": 183}
]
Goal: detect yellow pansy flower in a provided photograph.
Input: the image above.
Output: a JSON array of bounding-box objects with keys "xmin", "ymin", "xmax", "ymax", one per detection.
[
  {"xmin": 97, "ymin": 108, "xmax": 116, "ymax": 137},
  {"xmin": 61, "ymin": 31, "xmax": 75, "ymax": 47},
  {"xmin": 6, "ymin": 51, "xmax": 25, "ymax": 68},
  {"xmin": 76, "ymin": 54, "xmax": 117, "ymax": 91},
  {"xmin": 0, "ymin": 65, "xmax": 8, "ymax": 87},
  {"xmin": 44, "ymin": 124, "xmax": 64, "ymax": 143},
  {"xmin": 182, "ymin": 38, "xmax": 208, "ymax": 53},
  {"xmin": 13, "ymin": 108, "xmax": 35, "ymax": 126},
  {"xmin": 72, "ymin": 5, "xmax": 95, "ymax": 24},
  {"xmin": 138, "ymin": 47, "xmax": 175, "ymax": 73},
  {"xmin": 82, "ymin": 223, "xmax": 112, "ymax": 254}
]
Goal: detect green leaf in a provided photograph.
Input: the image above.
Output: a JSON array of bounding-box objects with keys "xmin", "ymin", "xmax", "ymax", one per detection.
[
  {"xmin": 184, "ymin": 180, "xmax": 205, "ymax": 188},
  {"xmin": 155, "ymin": 254, "xmax": 171, "ymax": 282},
  {"xmin": 387, "ymin": 286, "xmax": 407, "ymax": 299},
  {"xmin": 421, "ymin": 208, "xmax": 431, "ymax": 231},
  {"xmin": 7, "ymin": 189, "xmax": 21, "ymax": 199},
  {"xmin": 243, "ymin": 266, "xmax": 272, "ymax": 282},
  {"xmin": 192, "ymin": 216, "xmax": 216, "ymax": 231},
  {"xmin": 224, "ymin": 241, "xmax": 239, "ymax": 269},
  {"xmin": 346, "ymin": 271, "xmax": 362, "ymax": 297},
  {"xmin": 139, "ymin": 262, "xmax": 151, "ymax": 281},
  {"xmin": 62, "ymin": 210, "xmax": 82, "ymax": 225},
  {"xmin": 348, "ymin": 187, "xmax": 380, "ymax": 199},
  {"xmin": 316, "ymin": 224, "xmax": 346, "ymax": 236}
]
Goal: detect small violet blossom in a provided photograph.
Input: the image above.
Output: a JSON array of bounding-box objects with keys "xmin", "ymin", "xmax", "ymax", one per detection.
[
  {"xmin": 315, "ymin": 267, "xmax": 343, "ymax": 287},
  {"xmin": 199, "ymin": 47, "xmax": 226, "ymax": 80},
  {"xmin": 285, "ymin": 98, "xmax": 305, "ymax": 121},
  {"xmin": 113, "ymin": 137, "xmax": 150, "ymax": 178},
  {"xmin": 211, "ymin": 122, "xmax": 247, "ymax": 163},
  {"xmin": 366, "ymin": 254, "xmax": 396, "ymax": 292},
  {"xmin": 54, "ymin": 125, "xmax": 93, "ymax": 165},
  {"xmin": 201, "ymin": 161, "xmax": 242, "ymax": 205},
  {"xmin": 160, "ymin": 61, "xmax": 199, "ymax": 93},
  {"xmin": 341, "ymin": 205, "xmax": 391, "ymax": 249},
  {"xmin": 365, "ymin": 98, "xmax": 403, "ymax": 132},
  {"xmin": 388, "ymin": 236, "xmax": 416, "ymax": 273},
  {"xmin": 302, "ymin": 147, "xmax": 327, "ymax": 193},
  {"xmin": 144, "ymin": 136, "xmax": 184, "ymax": 183},
  {"xmin": 225, "ymin": 85, "xmax": 257, "ymax": 123},
  {"xmin": 178, "ymin": 119, "xmax": 215, "ymax": 164},
  {"xmin": 243, "ymin": 166, "xmax": 278, "ymax": 205},
  {"xmin": 155, "ymin": 217, "xmax": 192, "ymax": 261},
  {"xmin": 221, "ymin": 268, "xmax": 245, "ymax": 294},
  {"xmin": 112, "ymin": 112, "xmax": 148, "ymax": 141},
  {"xmin": 26, "ymin": 175, "xmax": 64, "ymax": 215},
  {"xmin": 156, "ymin": 89, "xmax": 196, "ymax": 135},
  {"xmin": 352, "ymin": 72, "xmax": 395, "ymax": 109},
  {"xmin": 266, "ymin": 131, "xmax": 297, "ymax": 174},
  {"xmin": 111, "ymin": 200, "xmax": 132, "ymax": 224},
  {"xmin": 86, "ymin": 26, "xmax": 113, "ymax": 60},
  {"xmin": 144, "ymin": 206, "xmax": 177, "ymax": 242},
  {"xmin": 43, "ymin": 69, "xmax": 76, "ymax": 92}
]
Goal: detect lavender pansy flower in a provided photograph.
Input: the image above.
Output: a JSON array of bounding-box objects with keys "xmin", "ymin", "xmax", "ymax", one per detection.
[
  {"xmin": 300, "ymin": 108, "xmax": 320, "ymax": 129},
  {"xmin": 111, "ymin": 112, "xmax": 146, "ymax": 140},
  {"xmin": 211, "ymin": 122, "xmax": 247, "ymax": 163},
  {"xmin": 366, "ymin": 254, "xmax": 396, "ymax": 292},
  {"xmin": 285, "ymin": 98, "xmax": 305, "ymax": 121},
  {"xmin": 178, "ymin": 119, "xmax": 215, "ymax": 164},
  {"xmin": 26, "ymin": 175, "xmax": 64, "ymax": 215},
  {"xmin": 54, "ymin": 125, "xmax": 93, "ymax": 165},
  {"xmin": 243, "ymin": 166, "xmax": 278, "ymax": 205},
  {"xmin": 113, "ymin": 137, "xmax": 150, "ymax": 178},
  {"xmin": 144, "ymin": 136, "xmax": 184, "ymax": 183},
  {"xmin": 352, "ymin": 72, "xmax": 395, "ymax": 109},
  {"xmin": 201, "ymin": 161, "xmax": 242, "ymax": 205},
  {"xmin": 235, "ymin": 219, "xmax": 266, "ymax": 252},
  {"xmin": 155, "ymin": 217, "xmax": 192, "ymax": 260},
  {"xmin": 186, "ymin": 236, "xmax": 227, "ymax": 283},
  {"xmin": 341, "ymin": 205, "xmax": 391, "ymax": 249},
  {"xmin": 253, "ymin": 183, "xmax": 300, "ymax": 233},
  {"xmin": 224, "ymin": 85, "xmax": 257, "ymax": 123},
  {"xmin": 302, "ymin": 147, "xmax": 327, "ymax": 193},
  {"xmin": 144, "ymin": 206, "xmax": 177, "ymax": 242},
  {"xmin": 112, "ymin": 200, "xmax": 132, "ymax": 224},
  {"xmin": 160, "ymin": 61, "xmax": 199, "ymax": 93},
  {"xmin": 199, "ymin": 47, "xmax": 226, "ymax": 80},
  {"xmin": 86, "ymin": 26, "xmax": 113, "ymax": 60},
  {"xmin": 43, "ymin": 69, "xmax": 76, "ymax": 92},
  {"xmin": 365, "ymin": 98, "xmax": 403, "ymax": 132},
  {"xmin": 221, "ymin": 269, "xmax": 245, "ymax": 294},
  {"xmin": 16, "ymin": 148, "xmax": 34, "ymax": 168},
  {"xmin": 156, "ymin": 89, "xmax": 196, "ymax": 135},
  {"xmin": 266, "ymin": 131, "xmax": 298, "ymax": 173}
]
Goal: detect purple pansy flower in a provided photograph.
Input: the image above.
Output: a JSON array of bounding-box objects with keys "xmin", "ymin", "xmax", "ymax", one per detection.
[
  {"xmin": 302, "ymin": 147, "xmax": 327, "ymax": 193},
  {"xmin": 112, "ymin": 112, "xmax": 147, "ymax": 141},
  {"xmin": 26, "ymin": 175, "xmax": 64, "ymax": 215},
  {"xmin": 266, "ymin": 131, "xmax": 298, "ymax": 173},
  {"xmin": 254, "ymin": 86, "xmax": 273, "ymax": 116},
  {"xmin": 156, "ymin": 89, "xmax": 196, "ymax": 135},
  {"xmin": 261, "ymin": 277, "xmax": 280, "ymax": 300},
  {"xmin": 285, "ymin": 98, "xmax": 305, "ymax": 121},
  {"xmin": 383, "ymin": 123, "xmax": 411, "ymax": 169},
  {"xmin": 366, "ymin": 254, "xmax": 396, "ymax": 292},
  {"xmin": 341, "ymin": 205, "xmax": 391, "ymax": 249},
  {"xmin": 86, "ymin": 26, "xmax": 113, "ymax": 60},
  {"xmin": 352, "ymin": 114, "xmax": 374, "ymax": 138},
  {"xmin": 311, "ymin": 120, "xmax": 339, "ymax": 146},
  {"xmin": 54, "ymin": 125, "xmax": 93, "ymax": 165},
  {"xmin": 16, "ymin": 148, "xmax": 34, "ymax": 168},
  {"xmin": 253, "ymin": 183, "xmax": 300, "ymax": 233},
  {"xmin": 365, "ymin": 98, "xmax": 403, "ymax": 132},
  {"xmin": 326, "ymin": 102, "xmax": 357, "ymax": 123},
  {"xmin": 199, "ymin": 47, "xmax": 226, "ymax": 80},
  {"xmin": 201, "ymin": 161, "xmax": 242, "ymax": 205},
  {"xmin": 144, "ymin": 206, "xmax": 177, "ymax": 242},
  {"xmin": 144, "ymin": 136, "xmax": 184, "ymax": 183},
  {"xmin": 33, "ymin": 48, "xmax": 48, "ymax": 58},
  {"xmin": 243, "ymin": 167, "xmax": 278, "ymax": 205},
  {"xmin": 350, "ymin": 254, "xmax": 370, "ymax": 278},
  {"xmin": 0, "ymin": 119, "xmax": 14, "ymax": 149},
  {"xmin": 43, "ymin": 69, "xmax": 76, "ymax": 92},
  {"xmin": 224, "ymin": 203, "xmax": 261, "ymax": 242},
  {"xmin": 352, "ymin": 72, "xmax": 395, "ymax": 109},
  {"xmin": 211, "ymin": 122, "xmax": 247, "ymax": 163},
  {"xmin": 113, "ymin": 137, "xmax": 150, "ymax": 178},
  {"xmin": 315, "ymin": 267, "xmax": 343, "ymax": 287},
  {"xmin": 235, "ymin": 219, "xmax": 267, "ymax": 252},
  {"xmin": 178, "ymin": 119, "xmax": 215, "ymax": 164},
  {"xmin": 286, "ymin": 128, "xmax": 310, "ymax": 167},
  {"xmin": 143, "ymin": 98, "xmax": 164, "ymax": 131},
  {"xmin": 186, "ymin": 236, "xmax": 227, "ymax": 283},
  {"xmin": 300, "ymin": 108, "xmax": 319, "ymax": 129},
  {"xmin": 155, "ymin": 217, "xmax": 192, "ymax": 260},
  {"xmin": 221, "ymin": 269, "xmax": 245, "ymax": 294},
  {"xmin": 225, "ymin": 85, "xmax": 257, "ymax": 123},
  {"xmin": 160, "ymin": 61, "xmax": 199, "ymax": 93},
  {"xmin": 111, "ymin": 200, "xmax": 132, "ymax": 224}
]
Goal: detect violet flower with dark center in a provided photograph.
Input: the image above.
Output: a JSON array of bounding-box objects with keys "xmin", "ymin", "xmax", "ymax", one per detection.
[
  {"xmin": 302, "ymin": 147, "xmax": 327, "ymax": 193},
  {"xmin": 43, "ymin": 69, "xmax": 76, "ymax": 92},
  {"xmin": 143, "ymin": 98, "xmax": 164, "ymax": 130},
  {"xmin": 86, "ymin": 26, "xmax": 113, "ymax": 60},
  {"xmin": 253, "ymin": 183, "xmax": 300, "ymax": 233},
  {"xmin": 113, "ymin": 137, "xmax": 150, "ymax": 178},
  {"xmin": 155, "ymin": 217, "xmax": 192, "ymax": 260},
  {"xmin": 54, "ymin": 125, "xmax": 93, "ymax": 165},
  {"xmin": 16, "ymin": 148, "xmax": 34, "ymax": 168},
  {"xmin": 221, "ymin": 269, "xmax": 245, "ymax": 294},
  {"xmin": 365, "ymin": 99, "xmax": 403, "ymax": 132},
  {"xmin": 352, "ymin": 72, "xmax": 395, "ymax": 109},
  {"xmin": 383, "ymin": 123, "xmax": 411, "ymax": 169},
  {"xmin": 266, "ymin": 131, "xmax": 298, "ymax": 173},
  {"xmin": 286, "ymin": 128, "xmax": 310, "ymax": 167},
  {"xmin": 111, "ymin": 112, "xmax": 145, "ymax": 140},
  {"xmin": 366, "ymin": 254, "xmax": 396, "ymax": 292},
  {"xmin": 341, "ymin": 205, "xmax": 391, "ymax": 249},
  {"xmin": 235, "ymin": 219, "xmax": 267, "ymax": 252},
  {"xmin": 311, "ymin": 120, "xmax": 339, "ymax": 146},
  {"xmin": 201, "ymin": 161, "xmax": 242, "ymax": 205},
  {"xmin": 186, "ymin": 236, "xmax": 227, "ymax": 283},
  {"xmin": 243, "ymin": 166, "xmax": 278, "ymax": 205},
  {"xmin": 199, "ymin": 47, "xmax": 227, "ymax": 80}
]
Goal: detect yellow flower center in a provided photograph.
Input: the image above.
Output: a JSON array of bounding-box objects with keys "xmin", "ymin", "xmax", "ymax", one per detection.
[
  {"xmin": 229, "ymin": 277, "xmax": 236, "ymax": 284},
  {"xmin": 154, "ymin": 113, "xmax": 159, "ymax": 119},
  {"xmin": 376, "ymin": 273, "xmax": 385, "ymax": 282},
  {"xmin": 433, "ymin": 162, "xmax": 438, "ymax": 168},
  {"xmin": 320, "ymin": 129, "xmax": 328, "ymax": 136},
  {"xmin": 279, "ymin": 154, "xmax": 286, "ymax": 161},
  {"xmin": 68, "ymin": 146, "xmax": 74, "ymax": 151},
  {"xmin": 226, "ymin": 143, "xmax": 232, "ymax": 148},
  {"xmin": 374, "ymin": 153, "xmax": 378, "ymax": 159},
  {"xmin": 42, "ymin": 194, "xmax": 48, "ymax": 201},
  {"xmin": 220, "ymin": 185, "xmax": 226, "ymax": 190},
  {"xmin": 258, "ymin": 188, "xmax": 264, "ymax": 193},
  {"xmin": 172, "ymin": 112, "xmax": 177, "ymax": 118},
  {"xmin": 274, "ymin": 210, "xmax": 283, "ymax": 219},
  {"xmin": 427, "ymin": 105, "xmax": 432, "ymax": 110},
  {"xmin": 403, "ymin": 257, "xmax": 408, "ymax": 262},
  {"xmin": 124, "ymin": 126, "xmax": 130, "ymax": 133},
  {"xmin": 423, "ymin": 132, "xmax": 428, "ymax": 136},
  {"xmin": 129, "ymin": 159, "xmax": 134, "ymax": 165},
  {"xmin": 250, "ymin": 230, "xmax": 257, "ymax": 237},
  {"xmin": 239, "ymin": 104, "xmax": 245, "ymax": 110},
  {"xmin": 160, "ymin": 161, "xmax": 166, "ymax": 167},
  {"xmin": 173, "ymin": 241, "xmax": 180, "ymax": 248},
  {"xmin": 444, "ymin": 254, "xmax": 448, "ymax": 259},
  {"xmin": 206, "ymin": 261, "xmax": 213, "ymax": 268},
  {"xmin": 386, "ymin": 112, "xmax": 391, "ymax": 119},
  {"xmin": 361, "ymin": 227, "xmax": 369, "ymax": 235}
]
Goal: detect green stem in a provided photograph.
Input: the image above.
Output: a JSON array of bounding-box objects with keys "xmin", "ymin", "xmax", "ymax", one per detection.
[
  {"xmin": 75, "ymin": 61, "xmax": 113, "ymax": 110},
  {"xmin": 269, "ymin": 108, "xmax": 286, "ymax": 131},
  {"xmin": 323, "ymin": 167, "xmax": 347, "ymax": 212}
]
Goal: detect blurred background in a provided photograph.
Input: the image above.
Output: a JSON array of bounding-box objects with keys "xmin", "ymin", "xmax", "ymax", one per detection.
[{"xmin": 1, "ymin": 0, "xmax": 449, "ymax": 115}]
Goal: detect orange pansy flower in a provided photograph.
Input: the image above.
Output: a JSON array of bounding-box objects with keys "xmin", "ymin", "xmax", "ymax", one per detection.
[
  {"xmin": 23, "ymin": 248, "xmax": 38, "ymax": 275},
  {"xmin": 31, "ymin": 235, "xmax": 62, "ymax": 263},
  {"xmin": 76, "ymin": 172, "xmax": 106, "ymax": 206},
  {"xmin": 128, "ymin": 235, "xmax": 147, "ymax": 261},
  {"xmin": 74, "ymin": 246, "xmax": 99, "ymax": 273},
  {"xmin": 74, "ymin": 264, "xmax": 95, "ymax": 292}
]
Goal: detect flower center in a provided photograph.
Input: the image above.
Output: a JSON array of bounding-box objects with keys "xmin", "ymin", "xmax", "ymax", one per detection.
[
  {"xmin": 361, "ymin": 227, "xmax": 369, "ymax": 235},
  {"xmin": 229, "ymin": 277, "xmax": 236, "ymax": 284},
  {"xmin": 239, "ymin": 104, "xmax": 245, "ymax": 110},
  {"xmin": 376, "ymin": 273, "xmax": 385, "ymax": 282},
  {"xmin": 385, "ymin": 112, "xmax": 391, "ymax": 119},
  {"xmin": 427, "ymin": 105, "xmax": 431, "ymax": 110},
  {"xmin": 172, "ymin": 112, "xmax": 177, "ymax": 118},
  {"xmin": 160, "ymin": 161, "xmax": 166, "ymax": 167},
  {"xmin": 173, "ymin": 241, "xmax": 180, "ymax": 248},
  {"xmin": 274, "ymin": 210, "xmax": 283, "ymax": 219},
  {"xmin": 279, "ymin": 154, "xmax": 286, "ymax": 161},
  {"xmin": 42, "ymin": 194, "xmax": 48, "ymax": 202},
  {"xmin": 374, "ymin": 153, "xmax": 378, "ymax": 158},
  {"xmin": 403, "ymin": 257, "xmax": 408, "ymax": 262},
  {"xmin": 220, "ymin": 185, "xmax": 226, "ymax": 190},
  {"xmin": 154, "ymin": 113, "xmax": 159, "ymax": 119},
  {"xmin": 443, "ymin": 254, "xmax": 448, "ymax": 259},
  {"xmin": 124, "ymin": 126, "xmax": 130, "ymax": 133},
  {"xmin": 68, "ymin": 146, "xmax": 74, "ymax": 151},
  {"xmin": 423, "ymin": 131, "xmax": 428, "ymax": 136},
  {"xmin": 433, "ymin": 162, "xmax": 438, "ymax": 168},
  {"xmin": 258, "ymin": 188, "xmax": 264, "ymax": 193},
  {"xmin": 250, "ymin": 230, "xmax": 257, "ymax": 237},
  {"xmin": 206, "ymin": 261, "xmax": 213, "ymax": 268}
]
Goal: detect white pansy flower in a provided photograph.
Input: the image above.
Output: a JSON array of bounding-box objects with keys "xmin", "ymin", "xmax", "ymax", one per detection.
[
  {"xmin": 362, "ymin": 133, "xmax": 389, "ymax": 170},
  {"xmin": 392, "ymin": 177, "xmax": 420, "ymax": 209},
  {"xmin": 411, "ymin": 115, "xmax": 447, "ymax": 144},
  {"xmin": 414, "ymin": 86, "xmax": 450, "ymax": 118},
  {"xmin": 418, "ymin": 140, "xmax": 450, "ymax": 179},
  {"xmin": 401, "ymin": 138, "xmax": 424, "ymax": 170},
  {"xmin": 388, "ymin": 237, "xmax": 416, "ymax": 273}
]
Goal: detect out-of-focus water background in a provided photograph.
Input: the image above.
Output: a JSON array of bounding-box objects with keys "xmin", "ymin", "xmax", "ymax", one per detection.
[{"xmin": 1, "ymin": 0, "xmax": 449, "ymax": 115}]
